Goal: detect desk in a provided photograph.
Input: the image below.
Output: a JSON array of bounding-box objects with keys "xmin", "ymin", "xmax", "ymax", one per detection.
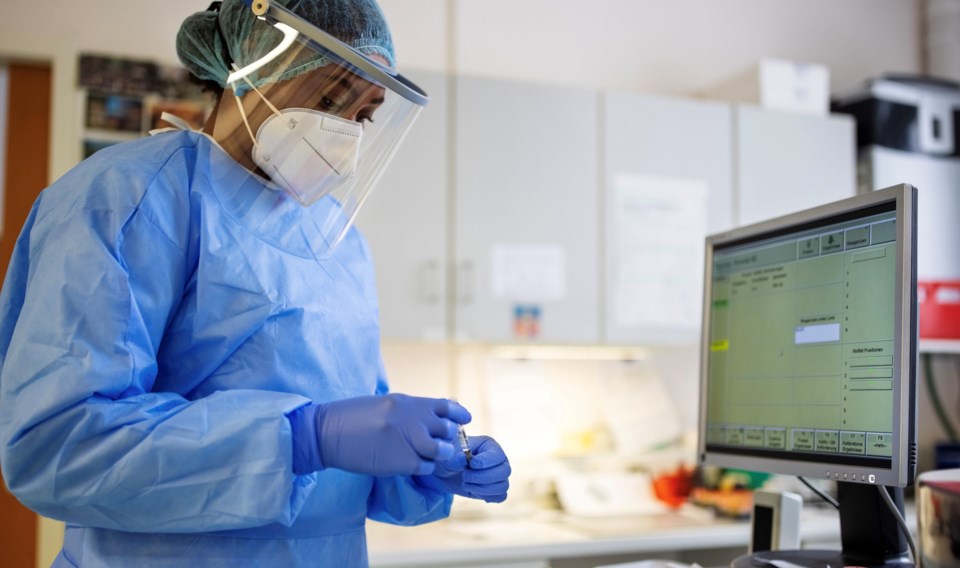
[{"xmin": 367, "ymin": 506, "xmax": 845, "ymax": 568}]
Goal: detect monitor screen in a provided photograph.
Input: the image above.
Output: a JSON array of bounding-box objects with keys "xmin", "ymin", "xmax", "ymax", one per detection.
[{"xmin": 698, "ymin": 184, "xmax": 917, "ymax": 488}]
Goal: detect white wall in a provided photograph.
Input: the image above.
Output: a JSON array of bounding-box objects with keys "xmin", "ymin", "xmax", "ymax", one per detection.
[
  {"xmin": 443, "ymin": 0, "xmax": 922, "ymax": 95},
  {"xmin": 0, "ymin": 0, "xmax": 921, "ymax": 183},
  {"xmin": 927, "ymin": 0, "xmax": 960, "ymax": 82},
  {"xmin": 0, "ymin": 0, "xmax": 921, "ymax": 96}
]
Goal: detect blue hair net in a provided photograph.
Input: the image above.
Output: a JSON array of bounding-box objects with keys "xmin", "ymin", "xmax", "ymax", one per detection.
[{"xmin": 176, "ymin": 0, "xmax": 396, "ymax": 91}]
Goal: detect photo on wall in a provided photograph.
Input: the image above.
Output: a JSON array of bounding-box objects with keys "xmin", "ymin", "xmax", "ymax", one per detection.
[{"xmin": 84, "ymin": 93, "xmax": 144, "ymax": 133}]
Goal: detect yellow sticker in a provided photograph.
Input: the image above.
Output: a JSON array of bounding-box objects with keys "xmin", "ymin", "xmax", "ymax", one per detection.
[{"xmin": 711, "ymin": 340, "xmax": 729, "ymax": 352}]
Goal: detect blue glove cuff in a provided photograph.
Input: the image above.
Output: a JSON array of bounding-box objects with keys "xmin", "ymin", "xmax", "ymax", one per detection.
[{"xmin": 289, "ymin": 403, "xmax": 325, "ymax": 475}]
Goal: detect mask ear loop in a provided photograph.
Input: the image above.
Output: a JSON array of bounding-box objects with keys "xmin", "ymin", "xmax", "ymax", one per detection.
[{"xmin": 230, "ymin": 64, "xmax": 283, "ymax": 154}]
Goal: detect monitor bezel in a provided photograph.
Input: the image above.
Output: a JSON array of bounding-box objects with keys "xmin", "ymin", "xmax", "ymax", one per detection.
[{"xmin": 697, "ymin": 184, "xmax": 918, "ymax": 487}]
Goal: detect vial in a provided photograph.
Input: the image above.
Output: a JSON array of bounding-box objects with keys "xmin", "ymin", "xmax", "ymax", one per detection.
[{"xmin": 457, "ymin": 425, "xmax": 473, "ymax": 464}]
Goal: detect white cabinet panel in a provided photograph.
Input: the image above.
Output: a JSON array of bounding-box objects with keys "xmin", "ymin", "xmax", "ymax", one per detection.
[
  {"xmin": 603, "ymin": 93, "xmax": 734, "ymax": 344},
  {"xmin": 455, "ymin": 77, "xmax": 600, "ymax": 343},
  {"xmin": 360, "ymin": 81, "xmax": 855, "ymax": 346},
  {"xmin": 737, "ymin": 106, "xmax": 856, "ymax": 226},
  {"xmin": 356, "ymin": 70, "xmax": 448, "ymax": 341},
  {"xmin": 866, "ymin": 145, "xmax": 960, "ymax": 281}
]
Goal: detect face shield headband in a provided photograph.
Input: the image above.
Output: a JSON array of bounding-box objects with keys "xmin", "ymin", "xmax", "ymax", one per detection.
[{"xmin": 230, "ymin": 0, "xmax": 427, "ymax": 106}]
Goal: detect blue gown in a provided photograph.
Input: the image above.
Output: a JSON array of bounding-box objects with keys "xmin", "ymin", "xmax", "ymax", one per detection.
[{"xmin": 0, "ymin": 130, "xmax": 451, "ymax": 567}]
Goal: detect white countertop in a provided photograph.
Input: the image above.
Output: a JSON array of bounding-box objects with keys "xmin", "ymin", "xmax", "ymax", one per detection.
[{"xmin": 367, "ymin": 506, "xmax": 845, "ymax": 567}]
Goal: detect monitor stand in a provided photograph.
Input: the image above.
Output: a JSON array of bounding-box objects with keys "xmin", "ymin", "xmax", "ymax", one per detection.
[{"xmin": 731, "ymin": 482, "xmax": 913, "ymax": 568}]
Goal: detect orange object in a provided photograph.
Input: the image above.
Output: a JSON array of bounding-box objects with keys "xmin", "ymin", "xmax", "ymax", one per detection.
[
  {"xmin": 689, "ymin": 487, "xmax": 754, "ymax": 518},
  {"xmin": 652, "ymin": 465, "xmax": 694, "ymax": 508}
]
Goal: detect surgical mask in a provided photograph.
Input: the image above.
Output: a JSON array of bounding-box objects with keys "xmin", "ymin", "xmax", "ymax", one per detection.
[{"xmin": 233, "ymin": 75, "xmax": 363, "ymax": 207}]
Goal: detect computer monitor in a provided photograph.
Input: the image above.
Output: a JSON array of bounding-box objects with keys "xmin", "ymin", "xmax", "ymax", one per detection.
[{"xmin": 697, "ymin": 184, "xmax": 918, "ymax": 564}]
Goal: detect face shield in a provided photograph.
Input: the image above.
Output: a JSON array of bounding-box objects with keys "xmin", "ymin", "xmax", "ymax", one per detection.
[{"xmin": 218, "ymin": 0, "xmax": 427, "ymax": 257}]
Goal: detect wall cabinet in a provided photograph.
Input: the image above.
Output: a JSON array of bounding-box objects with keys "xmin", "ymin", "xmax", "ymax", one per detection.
[
  {"xmin": 603, "ymin": 93, "xmax": 734, "ymax": 344},
  {"xmin": 736, "ymin": 105, "xmax": 856, "ymax": 226},
  {"xmin": 360, "ymin": 73, "xmax": 856, "ymax": 345},
  {"xmin": 360, "ymin": 73, "xmax": 601, "ymax": 344},
  {"xmin": 453, "ymin": 77, "xmax": 600, "ymax": 343},
  {"xmin": 355, "ymin": 70, "xmax": 449, "ymax": 341}
]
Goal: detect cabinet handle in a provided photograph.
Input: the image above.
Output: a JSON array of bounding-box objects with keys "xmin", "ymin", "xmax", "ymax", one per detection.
[
  {"xmin": 457, "ymin": 261, "xmax": 475, "ymax": 305},
  {"xmin": 419, "ymin": 260, "xmax": 440, "ymax": 304}
]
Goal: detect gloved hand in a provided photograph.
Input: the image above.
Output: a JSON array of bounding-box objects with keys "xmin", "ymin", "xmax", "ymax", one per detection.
[
  {"xmin": 415, "ymin": 435, "xmax": 511, "ymax": 503},
  {"xmin": 289, "ymin": 394, "xmax": 471, "ymax": 477}
]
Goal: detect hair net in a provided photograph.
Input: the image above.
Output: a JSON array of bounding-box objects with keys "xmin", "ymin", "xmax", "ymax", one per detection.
[{"xmin": 176, "ymin": 0, "xmax": 396, "ymax": 91}]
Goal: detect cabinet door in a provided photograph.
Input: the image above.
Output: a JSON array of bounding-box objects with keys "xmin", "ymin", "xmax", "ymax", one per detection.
[
  {"xmin": 355, "ymin": 70, "xmax": 448, "ymax": 341},
  {"xmin": 603, "ymin": 93, "xmax": 733, "ymax": 344},
  {"xmin": 455, "ymin": 77, "xmax": 599, "ymax": 343},
  {"xmin": 737, "ymin": 106, "xmax": 856, "ymax": 226}
]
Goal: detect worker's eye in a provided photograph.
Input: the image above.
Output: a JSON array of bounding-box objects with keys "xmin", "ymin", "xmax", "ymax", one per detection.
[
  {"xmin": 357, "ymin": 113, "xmax": 375, "ymax": 125},
  {"xmin": 319, "ymin": 97, "xmax": 339, "ymax": 111}
]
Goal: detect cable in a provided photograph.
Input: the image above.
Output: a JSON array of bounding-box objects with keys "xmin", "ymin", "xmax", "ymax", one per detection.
[
  {"xmin": 877, "ymin": 485, "xmax": 917, "ymax": 565},
  {"xmin": 923, "ymin": 352, "xmax": 959, "ymax": 441},
  {"xmin": 797, "ymin": 476, "xmax": 839, "ymax": 510}
]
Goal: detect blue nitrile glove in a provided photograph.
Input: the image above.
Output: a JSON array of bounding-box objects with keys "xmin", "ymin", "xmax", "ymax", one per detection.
[
  {"xmin": 415, "ymin": 435, "xmax": 511, "ymax": 503},
  {"xmin": 288, "ymin": 394, "xmax": 471, "ymax": 476}
]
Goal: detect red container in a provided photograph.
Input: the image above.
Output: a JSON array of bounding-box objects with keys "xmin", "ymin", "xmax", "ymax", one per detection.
[{"xmin": 919, "ymin": 280, "xmax": 960, "ymax": 339}]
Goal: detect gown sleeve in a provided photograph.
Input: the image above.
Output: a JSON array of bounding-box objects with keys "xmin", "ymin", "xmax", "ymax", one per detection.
[
  {"xmin": 366, "ymin": 356, "xmax": 454, "ymax": 526},
  {"xmin": 0, "ymin": 150, "xmax": 316, "ymax": 533}
]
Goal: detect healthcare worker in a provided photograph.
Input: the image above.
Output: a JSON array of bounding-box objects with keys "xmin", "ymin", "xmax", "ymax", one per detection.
[{"xmin": 0, "ymin": 0, "xmax": 511, "ymax": 565}]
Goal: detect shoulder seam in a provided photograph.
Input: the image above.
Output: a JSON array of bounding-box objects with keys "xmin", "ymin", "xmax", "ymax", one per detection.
[{"xmin": 128, "ymin": 134, "xmax": 202, "ymax": 256}]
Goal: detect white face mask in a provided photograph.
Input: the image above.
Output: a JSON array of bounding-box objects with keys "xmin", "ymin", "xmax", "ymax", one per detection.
[
  {"xmin": 252, "ymin": 109, "xmax": 363, "ymax": 206},
  {"xmin": 231, "ymin": 74, "xmax": 364, "ymax": 207}
]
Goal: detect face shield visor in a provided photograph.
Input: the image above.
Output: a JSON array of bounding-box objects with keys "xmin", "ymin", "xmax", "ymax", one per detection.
[{"xmin": 220, "ymin": 0, "xmax": 427, "ymax": 257}]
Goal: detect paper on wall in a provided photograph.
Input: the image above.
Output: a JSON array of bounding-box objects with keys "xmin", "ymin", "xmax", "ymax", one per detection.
[
  {"xmin": 611, "ymin": 174, "xmax": 708, "ymax": 330},
  {"xmin": 491, "ymin": 244, "xmax": 566, "ymax": 302}
]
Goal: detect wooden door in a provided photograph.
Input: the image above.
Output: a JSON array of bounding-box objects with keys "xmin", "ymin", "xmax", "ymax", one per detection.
[{"xmin": 0, "ymin": 60, "xmax": 52, "ymax": 568}]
